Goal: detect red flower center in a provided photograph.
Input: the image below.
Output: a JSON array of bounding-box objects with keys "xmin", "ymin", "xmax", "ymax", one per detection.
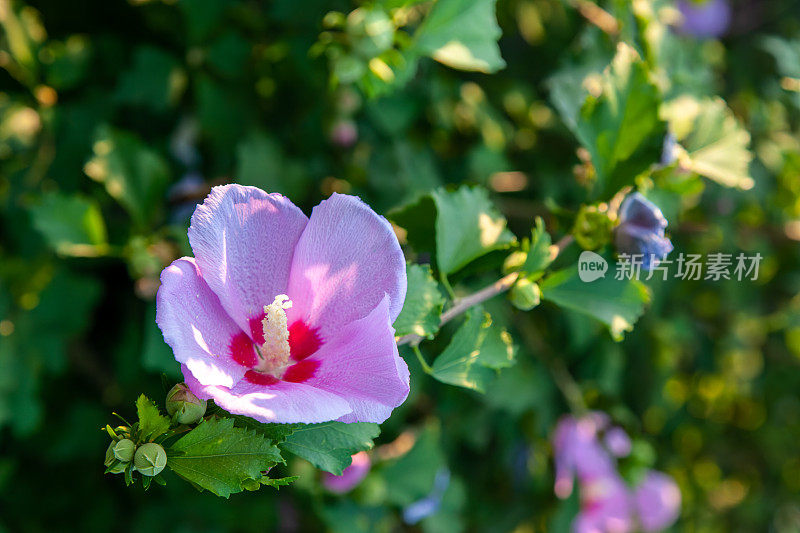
[{"xmin": 229, "ymin": 312, "xmax": 321, "ymax": 386}]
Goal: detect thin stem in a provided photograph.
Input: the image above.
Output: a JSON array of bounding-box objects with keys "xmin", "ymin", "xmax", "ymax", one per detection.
[
  {"xmin": 396, "ymin": 271, "xmax": 521, "ymax": 347},
  {"xmin": 439, "ymin": 271, "xmax": 456, "ymax": 300},
  {"xmin": 412, "ymin": 344, "xmax": 433, "ymax": 374},
  {"xmin": 396, "ymin": 235, "xmax": 575, "ymax": 348}
]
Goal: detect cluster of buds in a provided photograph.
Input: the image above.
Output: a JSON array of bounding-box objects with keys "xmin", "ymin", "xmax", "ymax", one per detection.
[
  {"xmin": 104, "ymin": 426, "xmax": 167, "ymax": 478},
  {"xmin": 104, "ymin": 383, "xmax": 207, "ymax": 481}
]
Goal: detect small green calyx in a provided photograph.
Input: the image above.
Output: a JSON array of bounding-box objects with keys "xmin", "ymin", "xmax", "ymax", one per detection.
[
  {"xmin": 134, "ymin": 442, "xmax": 167, "ymax": 477},
  {"xmin": 166, "ymin": 383, "xmax": 207, "ymax": 425},
  {"xmin": 104, "ymin": 443, "xmax": 126, "ymax": 474}
]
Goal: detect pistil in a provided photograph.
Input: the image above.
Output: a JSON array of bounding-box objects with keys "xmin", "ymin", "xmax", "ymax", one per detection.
[{"xmin": 253, "ymin": 294, "xmax": 293, "ymax": 378}]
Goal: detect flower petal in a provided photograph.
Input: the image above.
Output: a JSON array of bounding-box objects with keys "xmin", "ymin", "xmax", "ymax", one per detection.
[
  {"xmin": 619, "ymin": 193, "xmax": 667, "ymax": 232},
  {"xmin": 188, "ymin": 185, "xmax": 308, "ymax": 334},
  {"xmin": 302, "ymin": 296, "xmax": 410, "ymax": 423},
  {"xmin": 286, "ymin": 193, "xmax": 406, "ymax": 336},
  {"xmin": 156, "ymin": 258, "xmax": 247, "ymax": 388},
  {"xmin": 182, "ymin": 365, "xmax": 352, "ymax": 424}
]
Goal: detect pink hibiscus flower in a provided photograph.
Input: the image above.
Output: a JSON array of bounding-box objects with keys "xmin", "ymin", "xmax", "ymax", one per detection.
[{"xmin": 156, "ymin": 185, "xmax": 409, "ymax": 424}]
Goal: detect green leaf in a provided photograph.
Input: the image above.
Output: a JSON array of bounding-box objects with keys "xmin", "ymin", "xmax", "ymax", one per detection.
[
  {"xmin": 115, "ymin": 46, "xmax": 186, "ymax": 111},
  {"xmin": 388, "ymin": 193, "xmax": 437, "ymax": 254},
  {"xmin": 431, "ymin": 306, "xmax": 512, "ymax": 391},
  {"xmin": 84, "ymin": 125, "xmax": 170, "ymax": 227},
  {"xmin": 257, "ymin": 475, "xmax": 298, "ymax": 489},
  {"xmin": 522, "ymin": 216, "xmax": 553, "ymax": 275},
  {"xmin": 393, "ymin": 263, "xmax": 444, "ymax": 338},
  {"xmin": 413, "ymin": 0, "xmax": 505, "ymax": 73},
  {"xmin": 540, "ymin": 265, "xmax": 651, "ymax": 340},
  {"xmin": 280, "ymin": 422, "xmax": 380, "ymax": 475},
  {"xmin": 213, "ymin": 408, "xmax": 297, "ymax": 445},
  {"xmin": 479, "ymin": 323, "xmax": 516, "ymax": 369},
  {"xmin": 662, "ymin": 96, "xmax": 753, "ymax": 190},
  {"xmin": 135, "ymin": 394, "xmax": 170, "ymax": 442},
  {"xmin": 576, "ymin": 43, "xmax": 666, "ymax": 198},
  {"xmin": 29, "ymin": 192, "xmax": 108, "ymax": 256},
  {"xmin": 381, "ymin": 425, "xmax": 444, "ymax": 505},
  {"xmin": 547, "ymin": 61, "xmax": 607, "ymax": 134},
  {"xmin": 761, "ymin": 36, "xmax": 800, "ymax": 78},
  {"xmin": 167, "ymin": 417, "xmax": 283, "ymax": 498},
  {"xmin": 432, "ymin": 186, "xmax": 516, "ymax": 274}
]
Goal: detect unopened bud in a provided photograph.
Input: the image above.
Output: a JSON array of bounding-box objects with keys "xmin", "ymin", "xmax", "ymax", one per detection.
[
  {"xmin": 166, "ymin": 383, "xmax": 207, "ymax": 425},
  {"xmin": 134, "ymin": 443, "xmax": 167, "ymax": 477},
  {"xmin": 113, "ymin": 438, "xmax": 136, "ymax": 462}
]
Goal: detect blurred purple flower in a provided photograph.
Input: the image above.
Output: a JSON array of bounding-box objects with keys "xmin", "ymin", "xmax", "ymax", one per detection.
[
  {"xmin": 552, "ymin": 413, "xmax": 682, "ymax": 532},
  {"xmin": 614, "ymin": 193, "xmax": 673, "ymax": 270},
  {"xmin": 157, "ymin": 185, "xmax": 409, "ymax": 423},
  {"xmin": 323, "ymin": 451, "xmax": 371, "ymax": 493},
  {"xmin": 677, "ymin": 0, "xmax": 731, "ymax": 39}
]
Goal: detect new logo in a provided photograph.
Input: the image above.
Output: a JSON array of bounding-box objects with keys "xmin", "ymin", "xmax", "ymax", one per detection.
[{"xmin": 578, "ymin": 251, "xmax": 608, "ymax": 282}]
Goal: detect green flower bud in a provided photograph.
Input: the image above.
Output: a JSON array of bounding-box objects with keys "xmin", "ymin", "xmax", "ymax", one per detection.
[
  {"xmin": 134, "ymin": 443, "xmax": 167, "ymax": 477},
  {"xmin": 112, "ymin": 438, "xmax": 136, "ymax": 463},
  {"xmin": 510, "ymin": 277, "xmax": 541, "ymax": 311},
  {"xmin": 166, "ymin": 383, "xmax": 207, "ymax": 425},
  {"xmin": 573, "ymin": 205, "xmax": 614, "ymax": 250}
]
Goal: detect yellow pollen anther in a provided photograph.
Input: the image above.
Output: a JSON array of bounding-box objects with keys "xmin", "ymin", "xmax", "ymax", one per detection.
[{"xmin": 254, "ymin": 294, "xmax": 293, "ymax": 378}]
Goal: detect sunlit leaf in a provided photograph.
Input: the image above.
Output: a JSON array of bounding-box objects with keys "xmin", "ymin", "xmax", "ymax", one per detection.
[
  {"xmin": 662, "ymin": 96, "xmax": 754, "ymax": 190},
  {"xmin": 432, "ymin": 186, "xmax": 516, "ymax": 275},
  {"xmin": 84, "ymin": 125, "xmax": 170, "ymax": 227},
  {"xmin": 431, "ymin": 306, "xmax": 513, "ymax": 391},
  {"xmin": 540, "ymin": 265, "xmax": 651, "ymax": 341},
  {"xmin": 413, "ymin": 0, "xmax": 505, "ymax": 73},
  {"xmin": 135, "ymin": 394, "xmax": 170, "ymax": 442},
  {"xmin": 115, "ymin": 46, "xmax": 186, "ymax": 111},
  {"xmin": 576, "ymin": 43, "xmax": 666, "ymax": 198},
  {"xmin": 30, "ymin": 192, "xmax": 108, "ymax": 256}
]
